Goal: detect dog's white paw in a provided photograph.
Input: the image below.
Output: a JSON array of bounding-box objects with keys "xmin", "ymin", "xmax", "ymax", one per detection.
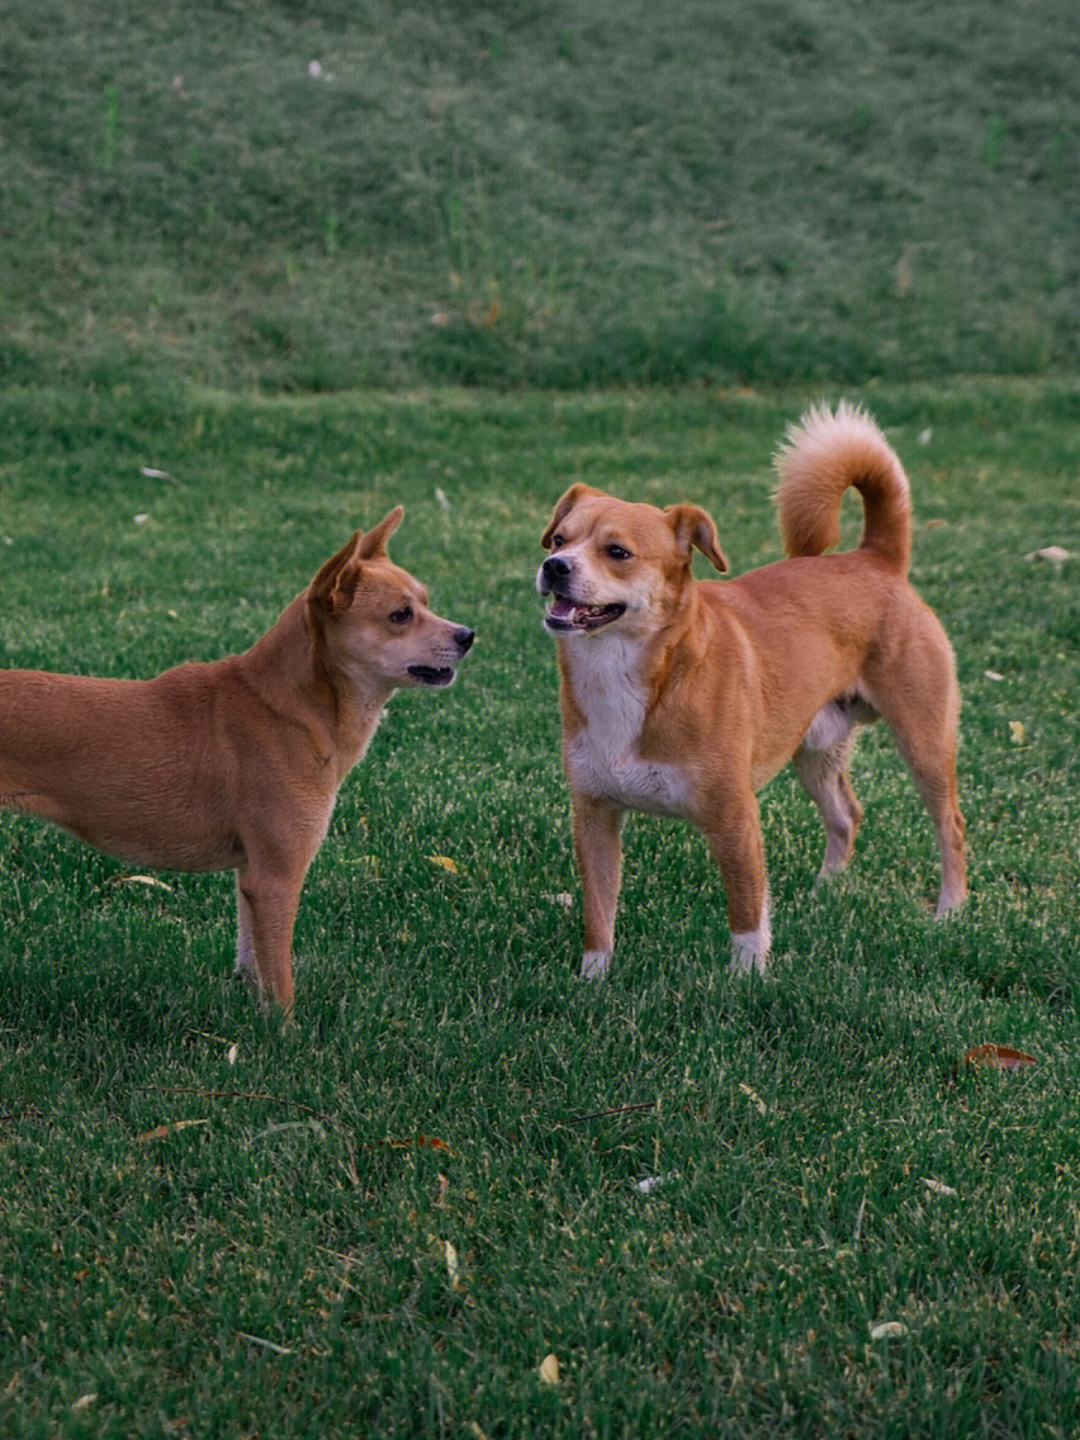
[
  {"xmin": 580, "ymin": 950, "xmax": 612, "ymax": 981},
  {"xmin": 729, "ymin": 938, "xmax": 769, "ymax": 977}
]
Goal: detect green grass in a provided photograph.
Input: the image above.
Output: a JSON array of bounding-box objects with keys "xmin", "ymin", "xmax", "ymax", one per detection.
[
  {"xmin": 3, "ymin": 0, "xmax": 1080, "ymax": 391},
  {"xmin": 1, "ymin": 379, "xmax": 1078, "ymax": 1435}
]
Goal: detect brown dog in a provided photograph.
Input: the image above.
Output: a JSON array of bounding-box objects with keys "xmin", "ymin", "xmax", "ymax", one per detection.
[
  {"xmin": 537, "ymin": 403, "xmax": 966, "ymax": 979},
  {"xmin": 0, "ymin": 507, "xmax": 473, "ymax": 1012}
]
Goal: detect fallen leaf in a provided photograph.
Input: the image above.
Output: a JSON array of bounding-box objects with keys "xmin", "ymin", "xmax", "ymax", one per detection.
[
  {"xmin": 141, "ymin": 466, "xmax": 173, "ymax": 481},
  {"xmin": 133, "ymin": 513, "xmax": 150, "ymax": 525},
  {"xmin": 984, "ymin": 670, "xmax": 1004, "ymax": 682},
  {"xmin": 226, "ymin": 1044, "xmax": 240, "ymax": 1067},
  {"xmin": 71, "ymin": 1394, "xmax": 98, "ymax": 1412},
  {"xmin": 870, "ymin": 1321, "xmax": 908, "ymax": 1340},
  {"xmin": 434, "ymin": 486, "xmax": 451, "ymax": 513},
  {"xmin": 428, "ymin": 855, "xmax": 459, "ymax": 874},
  {"xmin": 113, "ymin": 874, "xmax": 174, "ymax": 892},
  {"xmin": 635, "ymin": 1173, "xmax": 676, "ymax": 1194},
  {"xmin": 1008, "ymin": 720, "xmax": 1026, "ymax": 746},
  {"xmin": 739, "ymin": 1082, "xmax": 767, "ymax": 1115},
  {"xmin": 918, "ymin": 428, "xmax": 932, "ymax": 445},
  {"xmin": 444, "ymin": 1239, "xmax": 462, "ymax": 1289},
  {"xmin": 543, "ymin": 892, "xmax": 574, "ymax": 909},
  {"xmin": 137, "ymin": 1119, "xmax": 210, "ymax": 1143},
  {"xmin": 469, "ymin": 1424, "xmax": 491, "ymax": 1440},
  {"xmin": 436, "ymin": 1172, "xmax": 450, "ymax": 1207},
  {"xmin": 964, "ymin": 1044, "xmax": 1037, "ymax": 1071},
  {"xmin": 1026, "ymin": 545, "xmax": 1070, "ymax": 565},
  {"xmin": 921, "ymin": 1177, "xmax": 957, "ymax": 1197},
  {"xmin": 237, "ymin": 1331, "xmax": 293, "ymax": 1355},
  {"xmin": 482, "ymin": 298, "xmax": 501, "ymax": 328},
  {"xmin": 430, "ymin": 311, "xmax": 450, "ymax": 327},
  {"xmin": 538, "ymin": 1353, "xmax": 561, "ymax": 1385},
  {"xmin": 377, "ymin": 1134, "xmax": 460, "ymax": 1156}
]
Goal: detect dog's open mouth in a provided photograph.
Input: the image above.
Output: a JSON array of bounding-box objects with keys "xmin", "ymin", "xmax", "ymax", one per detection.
[
  {"xmin": 407, "ymin": 664, "xmax": 456, "ymax": 687},
  {"xmin": 545, "ymin": 597, "xmax": 626, "ymax": 633}
]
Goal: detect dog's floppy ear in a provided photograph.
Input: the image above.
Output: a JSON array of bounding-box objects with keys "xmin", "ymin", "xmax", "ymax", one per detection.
[
  {"xmin": 665, "ymin": 503, "xmax": 728, "ymax": 573},
  {"xmin": 357, "ymin": 505, "xmax": 404, "ymax": 560},
  {"xmin": 541, "ymin": 484, "xmax": 603, "ymax": 549},
  {"xmin": 309, "ymin": 531, "xmax": 365, "ymax": 615}
]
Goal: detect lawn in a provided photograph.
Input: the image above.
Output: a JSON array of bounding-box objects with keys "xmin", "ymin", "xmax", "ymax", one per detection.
[
  {"xmin": 1, "ymin": 378, "xmax": 1078, "ymax": 1436},
  {"xmin": 4, "ymin": 0, "xmax": 1080, "ymax": 391}
]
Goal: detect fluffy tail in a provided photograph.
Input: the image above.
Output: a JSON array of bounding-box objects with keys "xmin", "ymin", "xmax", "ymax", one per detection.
[{"xmin": 773, "ymin": 402, "xmax": 912, "ymax": 576}]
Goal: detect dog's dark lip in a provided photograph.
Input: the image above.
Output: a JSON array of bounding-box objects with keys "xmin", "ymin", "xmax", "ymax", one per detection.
[
  {"xmin": 407, "ymin": 664, "xmax": 455, "ymax": 687},
  {"xmin": 544, "ymin": 597, "xmax": 627, "ymax": 633}
]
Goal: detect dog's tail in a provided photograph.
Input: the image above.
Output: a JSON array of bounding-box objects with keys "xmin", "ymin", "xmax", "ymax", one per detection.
[{"xmin": 773, "ymin": 402, "xmax": 911, "ymax": 576}]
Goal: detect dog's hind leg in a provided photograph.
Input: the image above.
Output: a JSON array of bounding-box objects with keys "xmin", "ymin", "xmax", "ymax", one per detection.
[
  {"xmin": 794, "ymin": 734, "xmax": 864, "ymax": 881},
  {"xmin": 864, "ymin": 638, "xmax": 967, "ymax": 918}
]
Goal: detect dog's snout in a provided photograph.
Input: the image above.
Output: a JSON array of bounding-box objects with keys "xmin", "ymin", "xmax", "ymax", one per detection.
[
  {"xmin": 543, "ymin": 555, "xmax": 572, "ymax": 581},
  {"xmin": 454, "ymin": 626, "xmax": 475, "ymax": 653}
]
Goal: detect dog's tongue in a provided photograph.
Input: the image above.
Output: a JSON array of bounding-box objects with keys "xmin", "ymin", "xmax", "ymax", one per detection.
[{"xmin": 549, "ymin": 597, "xmax": 576, "ymax": 620}]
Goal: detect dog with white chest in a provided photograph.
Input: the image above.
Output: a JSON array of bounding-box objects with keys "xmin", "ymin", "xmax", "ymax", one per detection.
[{"xmin": 537, "ymin": 403, "xmax": 967, "ymax": 980}]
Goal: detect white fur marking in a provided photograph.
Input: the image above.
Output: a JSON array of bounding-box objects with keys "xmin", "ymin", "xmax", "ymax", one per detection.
[
  {"xmin": 581, "ymin": 949, "xmax": 613, "ymax": 980},
  {"xmin": 803, "ymin": 701, "xmax": 855, "ymax": 753},
  {"xmin": 730, "ymin": 896, "xmax": 771, "ymax": 976},
  {"xmin": 564, "ymin": 635, "xmax": 690, "ymax": 818}
]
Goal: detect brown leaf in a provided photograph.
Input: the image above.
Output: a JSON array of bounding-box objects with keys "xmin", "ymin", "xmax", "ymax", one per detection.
[
  {"xmin": 964, "ymin": 1044, "xmax": 1037, "ymax": 1071},
  {"xmin": 136, "ymin": 1119, "xmax": 210, "ymax": 1143},
  {"xmin": 538, "ymin": 1353, "xmax": 561, "ymax": 1385},
  {"xmin": 376, "ymin": 1134, "xmax": 460, "ymax": 1157},
  {"xmin": 427, "ymin": 854, "xmax": 459, "ymax": 874}
]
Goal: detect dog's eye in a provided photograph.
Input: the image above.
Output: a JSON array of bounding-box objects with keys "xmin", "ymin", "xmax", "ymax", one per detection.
[
  {"xmin": 389, "ymin": 607, "xmax": 413, "ymax": 625},
  {"xmin": 551, "ymin": 534, "xmax": 566, "ymax": 549},
  {"xmin": 607, "ymin": 544, "xmax": 632, "ymax": 560}
]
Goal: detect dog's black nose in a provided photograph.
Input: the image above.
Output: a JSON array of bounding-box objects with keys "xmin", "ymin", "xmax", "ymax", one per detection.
[
  {"xmin": 543, "ymin": 555, "xmax": 571, "ymax": 581},
  {"xmin": 454, "ymin": 627, "xmax": 475, "ymax": 653}
]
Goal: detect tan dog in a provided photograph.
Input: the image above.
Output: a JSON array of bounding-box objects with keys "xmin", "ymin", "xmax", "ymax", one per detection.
[
  {"xmin": 537, "ymin": 403, "xmax": 966, "ymax": 979},
  {"xmin": 0, "ymin": 508, "xmax": 474, "ymax": 1012}
]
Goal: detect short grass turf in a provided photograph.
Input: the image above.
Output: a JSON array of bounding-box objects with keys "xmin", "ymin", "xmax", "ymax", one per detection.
[
  {"xmin": 1, "ymin": 379, "xmax": 1078, "ymax": 1437},
  {"xmin": 4, "ymin": 0, "xmax": 1080, "ymax": 391}
]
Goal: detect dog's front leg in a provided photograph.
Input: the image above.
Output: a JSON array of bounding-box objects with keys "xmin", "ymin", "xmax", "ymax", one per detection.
[
  {"xmin": 238, "ymin": 866, "xmax": 307, "ymax": 1015},
  {"xmin": 233, "ymin": 875, "xmax": 258, "ymax": 987},
  {"xmin": 573, "ymin": 793, "xmax": 625, "ymax": 980},
  {"xmin": 698, "ymin": 792, "xmax": 770, "ymax": 975}
]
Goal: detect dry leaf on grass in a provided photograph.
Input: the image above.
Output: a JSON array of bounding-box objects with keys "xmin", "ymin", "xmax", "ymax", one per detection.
[
  {"xmin": 964, "ymin": 1043, "xmax": 1037, "ymax": 1071},
  {"xmin": 137, "ymin": 1119, "xmax": 209, "ymax": 1143},
  {"xmin": 1025, "ymin": 545, "xmax": 1070, "ymax": 565},
  {"xmin": 376, "ymin": 1134, "xmax": 459, "ymax": 1156},
  {"xmin": 739, "ymin": 1082, "xmax": 767, "ymax": 1115},
  {"xmin": 538, "ymin": 1353, "xmax": 561, "ymax": 1385},
  {"xmin": 71, "ymin": 1394, "xmax": 98, "ymax": 1411},
  {"xmin": 427, "ymin": 854, "xmax": 459, "ymax": 874},
  {"xmin": 870, "ymin": 1321, "xmax": 908, "ymax": 1340},
  {"xmin": 1008, "ymin": 720, "xmax": 1026, "ymax": 745},
  {"xmin": 237, "ymin": 1331, "xmax": 293, "ymax": 1355},
  {"xmin": 921, "ymin": 1177, "xmax": 958, "ymax": 1197},
  {"xmin": 984, "ymin": 670, "xmax": 1004, "ymax": 682},
  {"xmin": 444, "ymin": 1240, "xmax": 462, "ymax": 1290}
]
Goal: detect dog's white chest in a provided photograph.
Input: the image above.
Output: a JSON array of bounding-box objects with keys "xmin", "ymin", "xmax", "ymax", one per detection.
[{"xmin": 564, "ymin": 639, "xmax": 689, "ymax": 818}]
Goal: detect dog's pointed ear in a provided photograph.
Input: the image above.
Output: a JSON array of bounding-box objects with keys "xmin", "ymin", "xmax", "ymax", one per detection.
[
  {"xmin": 541, "ymin": 484, "xmax": 603, "ymax": 549},
  {"xmin": 357, "ymin": 505, "xmax": 404, "ymax": 560},
  {"xmin": 665, "ymin": 503, "xmax": 728, "ymax": 572},
  {"xmin": 309, "ymin": 531, "xmax": 365, "ymax": 615}
]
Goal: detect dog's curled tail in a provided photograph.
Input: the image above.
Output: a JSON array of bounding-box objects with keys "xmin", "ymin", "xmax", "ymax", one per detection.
[{"xmin": 773, "ymin": 402, "xmax": 911, "ymax": 576}]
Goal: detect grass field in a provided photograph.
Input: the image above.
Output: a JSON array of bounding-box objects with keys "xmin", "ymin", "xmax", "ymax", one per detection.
[
  {"xmin": 1, "ymin": 378, "xmax": 1078, "ymax": 1436},
  {"xmin": 4, "ymin": 0, "xmax": 1080, "ymax": 391}
]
